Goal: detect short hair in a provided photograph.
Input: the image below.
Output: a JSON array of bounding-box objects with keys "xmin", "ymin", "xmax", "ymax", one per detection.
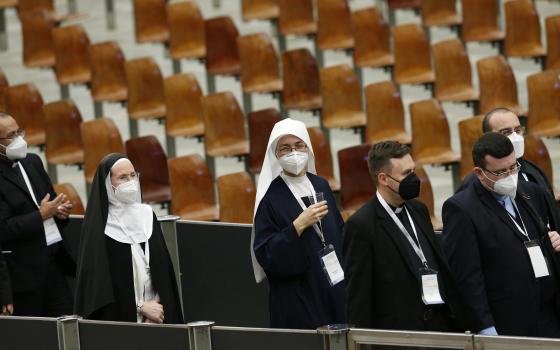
[
  {"xmin": 472, "ymin": 132, "xmax": 514, "ymax": 168},
  {"xmin": 0, "ymin": 112, "xmax": 10, "ymax": 118},
  {"xmin": 482, "ymin": 107, "xmax": 517, "ymax": 132},
  {"xmin": 368, "ymin": 141, "xmax": 411, "ymax": 184}
]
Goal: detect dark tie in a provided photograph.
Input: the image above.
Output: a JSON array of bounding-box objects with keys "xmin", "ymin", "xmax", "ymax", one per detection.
[{"xmin": 397, "ymin": 208, "xmax": 419, "ymax": 246}]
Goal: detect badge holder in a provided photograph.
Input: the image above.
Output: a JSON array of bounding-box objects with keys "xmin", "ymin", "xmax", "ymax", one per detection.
[
  {"xmin": 419, "ymin": 266, "xmax": 445, "ymax": 305},
  {"xmin": 319, "ymin": 244, "xmax": 344, "ymax": 287},
  {"xmin": 524, "ymin": 240, "xmax": 550, "ymax": 278}
]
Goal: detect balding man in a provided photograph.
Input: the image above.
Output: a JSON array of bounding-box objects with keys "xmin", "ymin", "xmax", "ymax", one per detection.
[{"xmin": 0, "ymin": 113, "xmax": 75, "ymax": 316}]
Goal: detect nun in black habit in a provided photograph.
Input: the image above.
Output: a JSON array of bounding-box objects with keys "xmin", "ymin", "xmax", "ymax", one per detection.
[{"xmin": 74, "ymin": 153, "xmax": 183, "ymax": 323}]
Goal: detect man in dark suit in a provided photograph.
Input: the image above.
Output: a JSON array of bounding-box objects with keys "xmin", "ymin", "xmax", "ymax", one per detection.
[
  {"xmin": 459, "ymin": 108, "xmax": 559, "ymax": 225},
  {"xmin": 0, "ymin": 248, "xmax": 13, "ymax": 316},
  {"xmin": 443, "ymin": 132, "xmax": 560, "ymax": 337},
  {"xmin": 0, "ymin": 113, "xmax": 75, "ymax": 316},
  {"xmin": 343, "ymin": 141, "xmax": 470, "ymax": 332}
]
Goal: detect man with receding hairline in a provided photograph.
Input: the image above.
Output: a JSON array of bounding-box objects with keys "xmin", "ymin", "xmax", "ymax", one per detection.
[{"xmin": 0, "ymin": 112, "xmax": 75, "ymax": 317}]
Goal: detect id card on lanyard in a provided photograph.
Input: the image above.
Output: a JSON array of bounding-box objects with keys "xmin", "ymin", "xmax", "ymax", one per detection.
[
  {"xmin": 282, "ymin": 175, "xmax": 344, "ymax": 286},
  {"xmin": 509, "ymin": 201, "xmax": 550, "ymax": 279},
  {"xmin": 377, "ymin": 192, "xmax": 444, "ymax": 305}
]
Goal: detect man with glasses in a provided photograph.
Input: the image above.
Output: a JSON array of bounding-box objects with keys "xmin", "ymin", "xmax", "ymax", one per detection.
[
  {"xmin": 442, "ymin": 132, "xmax": 560, "ymax": 337},
  {"xmin": 0, "ymin": 113, "xmax": 75, "ymax": 317}
]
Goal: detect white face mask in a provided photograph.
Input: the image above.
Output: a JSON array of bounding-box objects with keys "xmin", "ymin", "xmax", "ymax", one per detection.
[
  {"xmin": 508, "ymin": 132, "xmax": 525, "ymax": 158},
  {"xmin": 278, "ymin": 151, "xmax": 308, "ymax": 175},
  {"xmin": 113, "ymin": 180, "xmax": 138, "ymax": 204},
  {"xmin": 0, "ymin": 136, "xmax": 28, "ymax": 161},
  {"xmin": 492, "ymin": 173, "xmax": 518, "ymax": 199}
]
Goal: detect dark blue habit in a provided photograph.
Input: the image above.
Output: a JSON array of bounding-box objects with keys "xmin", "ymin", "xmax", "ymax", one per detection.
[{"xmin": 254, "ymin": 173, "xmax": 347, "ymax": 329}]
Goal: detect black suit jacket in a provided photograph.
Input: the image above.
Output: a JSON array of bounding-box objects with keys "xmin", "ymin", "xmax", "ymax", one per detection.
[
  {"xmin": 343, "ymin": 195, "xmax": 471, "ymax": 331},
  {"xmin": 0, "ymin": 248, "xmax": 11, "ymax": 305},
  {"xmin": 442, "ymin": 179, "xmax": 560, "ymax": 336},
  {"xmin": 0, "ymin": 154, "xmax": 75, "ymax": 294}
]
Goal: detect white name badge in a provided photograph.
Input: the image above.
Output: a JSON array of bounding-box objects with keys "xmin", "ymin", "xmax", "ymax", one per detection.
[
  {"xmin": 420, "ymin": 269, "xmax": 445, "ymax": 305},
  {"xmin": 319, "ymin": 245, "xmax": 344, "ymax": 286},
  {"xmin": 525, "ymin": 240, "xmax": 550, "ymax": 278},
  {"xmin": 44, "ymin": 218, "xmax": 62, "ymax": 246}
]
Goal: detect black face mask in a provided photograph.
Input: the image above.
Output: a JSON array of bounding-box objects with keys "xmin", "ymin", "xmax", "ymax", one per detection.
[{"xmin": 386, "ymin": 172, "xmax": 421, "ymax": 200}]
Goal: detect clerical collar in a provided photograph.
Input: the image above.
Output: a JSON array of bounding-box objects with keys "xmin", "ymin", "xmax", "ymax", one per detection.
[{"xmin": 388, "ymin": 203, "xmax": 404, "ymax": 214}]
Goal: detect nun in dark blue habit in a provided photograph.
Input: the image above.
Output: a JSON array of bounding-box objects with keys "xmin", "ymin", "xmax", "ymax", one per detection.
[{"xmin": 251, "ymin": 118, "xmax": 346, "ymax": 329}]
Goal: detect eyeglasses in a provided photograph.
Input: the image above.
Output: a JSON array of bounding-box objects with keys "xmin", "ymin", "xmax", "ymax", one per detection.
[
  {"xmin": 497, "ymin": 126, "xmax": 526, "ymax": 137},
  {"xmin": 277, "ymin": 142, "xmax": 307, "ymax": 155},
  {"xmin": 0, "ymin": 129, "xmax": 25, "ymax": 140},
  {"xmin": 482, "ymin": 161, "xmax": 521, "ymax": 178},
  {"xmin": 115, "ymin": 172, "xmax": 140, "ymax": 184}
]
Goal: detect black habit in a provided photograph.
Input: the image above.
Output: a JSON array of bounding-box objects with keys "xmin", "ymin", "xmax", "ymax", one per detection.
[{"xmin": 74, "ymin": 153, "xmax": 183, "ymax": 323}]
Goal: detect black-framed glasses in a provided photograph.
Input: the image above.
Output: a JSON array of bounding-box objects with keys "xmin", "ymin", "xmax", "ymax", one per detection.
[
  {"xmin": 483, "ymin": 161, "xmax": 521, "ymax": 178},
  {"xmin": 277, "ymin": 142, "xmax": 307, "ymax": 155},
  {"xmin": 0, "ymin": 129, "xmax": 25, "ymax": 140},
  {"xmin": 497, "ymin": 126, "xmax": 526, "ymax": 137}
]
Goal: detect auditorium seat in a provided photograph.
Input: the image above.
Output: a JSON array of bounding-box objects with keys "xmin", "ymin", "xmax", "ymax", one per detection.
[
  {"xmin": 278, "ymin": 0, "xmax": 316, "ymax": 36},
  {"xmin": 308, "ymin": 127, "xmax": 340, "ymax": 191},
  {"xmin": 20, "ymin": 10, "xmax": 55, "ymax": 69},
  {"xmin": 0, "ymin": 68, "xmax": 8, "ymax": 112},
  {"xmin": 476, "ymin": 55, "xmax": 524, "ymax": 116},
  {"xmin": 80, "ymin": 117, "xmax": 124, "ymax": 186},
  {"xmin": 164, "ymin": 73, "xmax": 205, "ymax": 158},
  {"xmin": 205, "ymin": 16, "xmax": 240, "ymax": 92},
  {"xmin": 168, "ymin": 154, "xmax": 219, "ymax": 221},
  {"xmin": 420, "ymin": 0, "xmax": 461, "ymax": 29},
  {"xmin": 416, "ymin": 164, "xmax": 442, "ymax": 230},
  {"xmin": 217, "ymin": 171, "xmax": 256, "ymax": 224},
  {"xmin": 432, "ymin": 38, "xmax": 478, "ymax": 106},
  {"xmin": 410, "ymin": 99, "xmax": 459, "ymax": 166},
  {"xmin": 281, "ymin": 48, "xmax": 322, "ymax": 111},
  {"xmin": 237, "ymin": 33, "xmax": 282, "ymax": 112},
  {"xmin": 52, "ymin": 24, "xmax": 92, "ymax": 97},
  {"xmin": 458, "ymin": 115, "xmax": 483, "ymax": 179},
  {"xmin": 319, "ymin": 63, "xmax": 365, "ymax": 130},
  {"xmin": 125, "ymin": 57, "xmax": 166, "ymax": 138},
  {"xmin": 504, "ymin": 0, "xmax": 545, "ymax": 59},
  {"xmin": 546, "ymin": 15, "xmax": 560, "ymax": 70},
  {"xmin": 133, "ymin": 0, "xmax": 169, "ymax": 44},
  {"xmin": 338, "ymin": 143, "xmax": 374, "ymax": 215},
  {"xmin": 0, "ymin": 0, "xmax": 17, "ymax": 51},
  {"xmin": 365, "ymin": 81, "xmax": 411, "ymax": 145},
  {"xmin": 18, "ymin": 0, "xmax": 76, "ymax": 22},
  {"xmin": 43, "ymin": 99, "xmax": 84, "ymax": 171},
  {"xmin": 166, "ymin": 1, "xmax": 205, "ymax": 73},
  {"xmin": 524, "ymin": 134, "xmax": 560, "ymax": 201},
  {"xmin": 242, "ymin": 0, "xmax": 279, "ymax": 21},
  {"xmin": 201, "ymin": 91, "xmax": 249, "ymax": 158},
  {"xmin": 461, "ymin": 0, "xmax": 504, "ymax": 43},
  {"xmin": 386, "ymin": 0, "xmax": 420, "ymax": 26},
  {"xmin": 125, "ymin": 135, "xmax": 171, "ymax": 205},
  {"xmin": 4, "ymin": 83, "xmax": 46, "ymax": 147},
  {"xmin": 351, "ymin": 7, "xmax": 394, "ymax": 72},
  {"xmin": 89, "ymin": 41, "xmax": 128, "ymax": 117},
  {"xmin": 247, "ymin": 108, "xmax": 281, "ymax": 174},
  {"xmin": 393, "ymin": 23, "xmax": 435, "ymax": 86},
  {"xmin": 316, "ymin": 0, "xmax": 354, "ymax": 52},
  {"xmin": 527, "ymin": 69, "xmax": 560, "ymax": 137},
  {"xmin": 53, "ymin": 183, "xmax": 85, "ymax": 215}
]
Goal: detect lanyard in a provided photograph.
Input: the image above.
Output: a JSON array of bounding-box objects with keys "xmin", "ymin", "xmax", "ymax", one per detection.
[
  {"xmin": 377, "ymin": 191, "xmax": 428, "ymax": 267},
  {"xmin": 507, "ymin": 200, "xmax": 530, "ymax": 241},
  {"xmin": 281, "ymin": 174, "xmax": 326, "ymax": 246},
  {"xmin": 17, "ymin": 162, "xmax": 39, "ymax": 208}
]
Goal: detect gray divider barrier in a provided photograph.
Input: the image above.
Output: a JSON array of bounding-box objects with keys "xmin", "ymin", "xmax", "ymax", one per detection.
[
  {"xmin": 211, "ymin": 326, "xmax": 324, "ymax": 350},
  {"xmin": 346, "ymin": 328, "xmax": 475, "ymax": 349},
  {"xmin": 474, "ymin": 335, "xmax": 560, "ymax": 350},
  {"xmin": 78, "ymin": 319, "xmax": 191, "ymax": 350},
  {"xmin": 176, "ymin": 220, "xmax": 269, "ymax": 327},
  {"xmin": 158, "ymin": 215, "xmax": 184, "ymax": 319},
  {"xmin": 0, "ymin": 316, "xmax": 59, "ymax": 349}
]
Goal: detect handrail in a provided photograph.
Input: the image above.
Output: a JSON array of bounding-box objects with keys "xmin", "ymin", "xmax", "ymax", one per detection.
[{"xmin": 346, "ymin": 328, "xmax": 474, "ymax": 350}]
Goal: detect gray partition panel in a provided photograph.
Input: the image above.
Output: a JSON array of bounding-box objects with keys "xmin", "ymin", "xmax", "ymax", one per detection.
[
  {"xmin": 0, "ymin": 317, "xmax": 58, "ymax": 349},
  {"xmin": 177, "ymin": 221, "xmax": 269, "ymax": 327},
  {"xmin": 212, "ymin": 327, "xmax": 324, "ymax": 350},
  {"xmin": 79, "ymin": 321, "xmax": 190, "ymax": 350}
]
